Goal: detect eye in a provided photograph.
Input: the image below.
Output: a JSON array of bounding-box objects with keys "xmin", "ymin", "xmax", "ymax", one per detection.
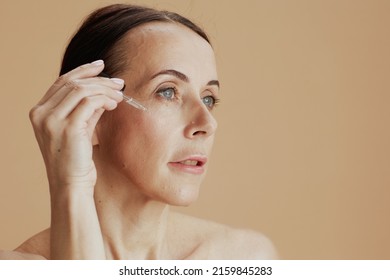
[
  {"xmin": 157, "ymin": 87, "xmax": 176, "ymax": 100},
  {"xmin": 202, "ymin": 95, "xmax": 220, "ymax": 109}
]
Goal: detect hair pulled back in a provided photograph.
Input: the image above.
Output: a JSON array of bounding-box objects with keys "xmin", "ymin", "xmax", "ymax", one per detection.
[{"xmin": 60, "ymin": 4, "xmax": 210, "ymax": 76}]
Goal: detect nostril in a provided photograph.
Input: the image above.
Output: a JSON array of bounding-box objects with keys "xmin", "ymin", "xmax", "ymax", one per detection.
[
  {"xmin": 185, "ymin": 102, "xmax": 217, "ymax": 138},
  {"xmin": 192, "ymin": 130, "xmax": 206, "ymax": 136}
]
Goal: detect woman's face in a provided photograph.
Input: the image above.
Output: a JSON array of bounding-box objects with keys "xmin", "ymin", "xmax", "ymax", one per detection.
[{"xmin": 97, "ymin": 22, "xmax": 219, "ymax": 206}]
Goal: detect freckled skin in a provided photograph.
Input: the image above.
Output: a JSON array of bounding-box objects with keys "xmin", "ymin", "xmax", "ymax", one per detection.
[{"xmin": 95, "ymin": 22, "xmax": 219, "ymax": 206}]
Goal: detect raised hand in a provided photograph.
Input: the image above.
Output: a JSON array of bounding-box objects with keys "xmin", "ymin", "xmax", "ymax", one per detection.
[{"xmin": 29, "ymin": 60, "xmax": 124, "ymax": 259}]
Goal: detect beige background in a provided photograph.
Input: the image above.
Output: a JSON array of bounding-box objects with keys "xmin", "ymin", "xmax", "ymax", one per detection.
[{"xmin": 1, "ymin": 0, "xmax": 389, "ymax": 259}]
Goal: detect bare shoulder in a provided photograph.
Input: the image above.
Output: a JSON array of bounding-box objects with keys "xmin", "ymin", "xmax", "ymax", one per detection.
[
  {"xmin": 1, "ymin": 228, "xmax": 50, "ymax": 260},
  {"xmin": 213, "ymin": 227, "xmax": 278, "ymax": 259},
  {"xmin": 170, "ymin": 212, "xmax": 278, "ymax": 260},
  {"xmin": 0, "ymin": 250, "xmax": 46, "ymax": 260}
]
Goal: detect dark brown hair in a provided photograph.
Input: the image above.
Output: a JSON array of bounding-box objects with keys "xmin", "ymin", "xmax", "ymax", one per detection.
[{"xmin": 60, "ymin": 4, "xmax": 210, "ymax": 76}]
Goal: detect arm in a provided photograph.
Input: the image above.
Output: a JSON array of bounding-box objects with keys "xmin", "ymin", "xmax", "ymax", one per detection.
[
  {"xmin": 49, "ymin": 188, "xmax": 106, "ymax": 259},
  {"xmin": 29, "ymin": 60, "xmax": 124, "ymax": 259}
]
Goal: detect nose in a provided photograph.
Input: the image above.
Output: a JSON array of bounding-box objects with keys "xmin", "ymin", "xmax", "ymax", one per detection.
[{"xmin": 184, "ymin": 100, "xmax": 218, "ymax": 139}]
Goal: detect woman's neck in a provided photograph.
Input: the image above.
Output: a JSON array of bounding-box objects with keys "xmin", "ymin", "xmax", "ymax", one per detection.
[{"xmin": 93, "ymin": 164, "xmax": 171, "ymax": 259}]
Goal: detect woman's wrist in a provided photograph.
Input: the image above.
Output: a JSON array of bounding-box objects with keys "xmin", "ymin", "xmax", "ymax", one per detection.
[
  {"xmin": 49, "ymin": 182, "xmax": 95, "ymax": 201},
  {"xmin": 50, "ymin": 185, "xmax": 106, "ymax": 259}
]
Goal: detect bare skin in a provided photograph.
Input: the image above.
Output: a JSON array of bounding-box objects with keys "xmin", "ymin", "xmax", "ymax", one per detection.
[
  {"xmin": 0, "ymin": 22, "xmax": 277, "ymax": 260},
  {"xmin": 3, "ymin": 214, "xmax": 276, "ymax": 259}
]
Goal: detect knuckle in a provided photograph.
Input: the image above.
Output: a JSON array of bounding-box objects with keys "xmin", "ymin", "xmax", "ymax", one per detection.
[
  {"xmin": 64, "ymin": 79, "xmax": 80, "ymax": 91},
  {"xmin": 42, "ymin": 114, "xmax": 58, "ymax": 134},
  {"xmin": 79, "ymin": 64, "xmax": 90, "ymax": 70},
  {"xmin": 28, "ymin": 105, "xmax": 40, "ymax": 122},
  {"xmin": 29, "ymin": 106, "xmax": 48, "ymax": 130},
  {"xmin": 79, "ymin": 96, "xmax": 93, "ymax": 106},
  {"xmin": 54, "ymin": 74, "xmax": 67, "ymax": 86},
  {"xmin": 56, "ymin": 74, "xmax": 83, "ymax": 92},
  {"xmin": 96, "ymin": 76, "xmax": 108, "ymax": 84}
]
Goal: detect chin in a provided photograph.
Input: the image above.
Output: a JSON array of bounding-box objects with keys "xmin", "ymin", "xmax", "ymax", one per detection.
[{"xmin": 155, "ymin": 183, "xmax": 201, "ymax": 207}]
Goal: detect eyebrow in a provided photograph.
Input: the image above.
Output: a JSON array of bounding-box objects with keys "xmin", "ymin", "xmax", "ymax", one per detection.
[{"xmin": 150, "ymin": 69, "xmax": 220, "ymax": 88}]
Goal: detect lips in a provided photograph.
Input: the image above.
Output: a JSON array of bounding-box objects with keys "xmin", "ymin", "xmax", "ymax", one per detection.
[
  {"xmin": 169, "ymin": 156, "xmax": 207, "ymax": 175},
  {"xmin": 179, "ymin": 159, "xmax": 205, "ymax": 166}
]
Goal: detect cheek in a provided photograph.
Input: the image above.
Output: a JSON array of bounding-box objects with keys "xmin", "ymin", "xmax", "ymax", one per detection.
[
  {"xmin": 96, "ymin": 105, "xmax": 209, "ymax": 204},
  {"xmin": 99, "ymin": 106, "xmax": 180, "ymax": 172}
]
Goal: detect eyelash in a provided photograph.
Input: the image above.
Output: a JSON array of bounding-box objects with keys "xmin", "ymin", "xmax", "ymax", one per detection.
[{"xmin": 156, "ymin": 86, "xmax": 220, "ymax": 109}]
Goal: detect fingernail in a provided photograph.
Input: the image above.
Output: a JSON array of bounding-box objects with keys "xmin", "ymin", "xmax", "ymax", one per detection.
[
  {"xmin": 91, "ymin": 60, "xmax": 104, "ymax": 66},
  {"xmin": 111, "ymin": 78, "xmax": 124, "ymax": 85}
]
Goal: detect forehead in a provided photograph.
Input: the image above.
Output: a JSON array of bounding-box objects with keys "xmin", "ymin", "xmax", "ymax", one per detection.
[{"xmin": 119, "ymin": 22, "xmax": 217, "ymax": 79}]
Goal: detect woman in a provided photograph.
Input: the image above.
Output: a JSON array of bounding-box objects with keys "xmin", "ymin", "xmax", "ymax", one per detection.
[{"xmin": 0, "ymin": 4, "xmax": 276, "ymax": 259}]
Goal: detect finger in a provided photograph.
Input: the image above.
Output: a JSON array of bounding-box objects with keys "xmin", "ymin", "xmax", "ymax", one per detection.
[
  {"xmin": 40, "ymin": 76, "xmax": 124, "ymax": 111},
  {"xmin": 66, "ymin": 95, "xmax": 118, "ymax": 132},
  {"xmin": 86, "ymin": 108, "xmax": 105, "ymax": 138},
  {"xmin": 52, "ymin": 85, "xmax": 123, "ymax": 119},
  {"xmin": 38, "ymin": 60, "xmax": 105, "ymax": 105}
]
